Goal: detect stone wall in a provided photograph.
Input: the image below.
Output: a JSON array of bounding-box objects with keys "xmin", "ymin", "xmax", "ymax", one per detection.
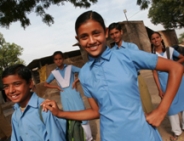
[{"xmin": 158, "ymin": 30, "xmax": 178, "ymax": 47}]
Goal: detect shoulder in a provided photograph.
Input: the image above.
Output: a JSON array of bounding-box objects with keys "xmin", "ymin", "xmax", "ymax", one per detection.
[{"xmin": 125, "ymin": 42, "xmax": 139, "ymax": 50}]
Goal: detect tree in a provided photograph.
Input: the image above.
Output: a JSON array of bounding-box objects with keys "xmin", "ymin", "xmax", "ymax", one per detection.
[
  {"xmin": 137, "ymin": 0, "xmax": 184, "ymax": 29},
  {"xmin": 0, "ymin": 33, "xmax": 24, "ymax": 74},
  {"xmin": 148, "ymin": 0, "xmax": 184, "ymax": 29},
  {"xmin": 137, "ymin": 0, "xmax": 151, "ymax": 10},
  {"xmin": 0, "ymin": 0, "xmax": 97, "ymax": 28}
]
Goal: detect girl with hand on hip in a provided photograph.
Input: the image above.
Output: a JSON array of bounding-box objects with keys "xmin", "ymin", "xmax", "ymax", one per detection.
[{"xmin": 42, "ymin": 11, "xmax": 184, "ymax": 141}]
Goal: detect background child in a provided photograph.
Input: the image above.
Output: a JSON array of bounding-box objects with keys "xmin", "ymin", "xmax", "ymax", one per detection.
[
  {"xmin": 44, "ymin": 51, "xmax": 92, "ymax": 141},
  {"xmin": 108, "ymin": 22, "xmax": 153, "ymax": 114},
  {"xmin": 42, "ymin": 11, "xmax": 184, "ymax": 141},
  {"xmin": 2, "ymin": 64, "xmax": 66, "ymax": 141},
  {"xmin": 150, "ymin": 32, "xmax": 184, "ymax": 141}
]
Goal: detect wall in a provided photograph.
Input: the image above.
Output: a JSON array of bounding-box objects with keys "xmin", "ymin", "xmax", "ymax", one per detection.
[{"xmin": 158, "ymin": 30, "xmax": 178, "ymax": 47}]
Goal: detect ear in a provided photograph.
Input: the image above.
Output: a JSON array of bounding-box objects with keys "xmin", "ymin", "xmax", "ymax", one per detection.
[
  {"xmin": 105, "ymin": 28, "xmax": 109, "ymax": 38},
  {"xmin": 29, "ymin": 79, "xmax": 33, "ymax": 89},
  {"xmin": 75, "ymin": 36, "xmax": 79, "ymax": 41},
  {"xmin": 121, "ymin": 30, "xmax": 123, "ymax": 36}
]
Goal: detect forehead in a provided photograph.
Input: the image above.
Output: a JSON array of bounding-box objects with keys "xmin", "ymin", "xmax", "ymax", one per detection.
[
  {"xmin": 54, "ymin": 54, "xmax": 63, "ymax": 58},
  {"xmin": 3, "ymin": 74, "xmax": 24, "ymax": 84},
  {"xmin": 77, "ymin": 19, "xmax": 104, "ymax": 34},
  {"xmin": 109, "ymin": 28, "xmax": 120, "ymax": 33},
  {"xmin": 151, "ymin": 33, "xmax": 160, "ymax": 38}
]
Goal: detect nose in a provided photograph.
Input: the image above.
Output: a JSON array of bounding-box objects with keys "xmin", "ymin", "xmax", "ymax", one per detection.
[
  {"xmin": 88, "ymin": 36, "xmax": 96, "ymax": 45},
  {"xmin": 9, "ymin": 85, "xmax": 15, "ymax": 94}
]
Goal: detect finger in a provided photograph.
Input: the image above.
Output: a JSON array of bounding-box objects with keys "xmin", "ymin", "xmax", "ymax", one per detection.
[{"xmin": 44, "ymin": 104, "xmax": 53, "ymax": 111}]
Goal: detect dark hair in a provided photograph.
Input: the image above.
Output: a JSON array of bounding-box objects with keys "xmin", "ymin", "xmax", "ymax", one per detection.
[
  {"xmin": 150, "ymin": 32, "xmax": 166, "ymax": 53},
  {"xmin": 108, "ymin": 22, "xmax": 122, "ymax": 32},
  {"xmin": 75, "ymin": 10, "xmax": 106, "ymax": 34},
  {"xmin": 2, "ymin": 64, "xmax": 32, "ymax": 83},
  {"xmin": 52, "ymin": 51, "xmax": 64, "ymax": 60}
]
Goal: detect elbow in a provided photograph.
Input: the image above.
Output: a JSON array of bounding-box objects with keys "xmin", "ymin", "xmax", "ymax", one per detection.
[
  {"xmin": 174, "ymin": 63, "xmax": 183, "ymax": 76},
  {"xmin": 44, "ymin": 83, "xmax": 48, "ymax": 87}
]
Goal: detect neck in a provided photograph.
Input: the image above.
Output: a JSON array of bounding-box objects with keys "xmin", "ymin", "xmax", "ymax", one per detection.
[
  {"xmin": 19, "ymin": 92, "xmax": 32, "ymax": 109},
  {"xmin": 58, "ymin": 64, "xmax": 64, "ymax": 69},
  {"xmin": 117, "ymin": 40, "xmax": 123, "ymax": 47},
  {"xmin": 154, "ymin": 45, "xmax": 163, "ymax": 53}
]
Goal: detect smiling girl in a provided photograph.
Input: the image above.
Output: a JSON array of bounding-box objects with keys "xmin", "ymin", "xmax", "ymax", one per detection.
[
  {"xmin": 150, "ymin": 32, "xmax": 184, "ymax": 141},
  {"xmin": 42, "ymin": 11, "xmax": 184, "ymax": 141}
]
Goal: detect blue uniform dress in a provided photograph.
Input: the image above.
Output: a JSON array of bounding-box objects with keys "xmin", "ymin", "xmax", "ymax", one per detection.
[
  {"xmin": 46, "ymin": 64, "xmax": 87, "ymax": 124},
  {"xmin": 11, "ymin": 93, "xmax": 66, "ymax": 141},
  {"xmin": 79, "ymin": 47, "xmax": 162, "ymax": 141},
  {"xmin": 156, "ymin": 49, "xmax": 184, "ymax": 116},
  {"xmin": 112, "ymin": 41, "xmax": 139, "ymax": 50}
]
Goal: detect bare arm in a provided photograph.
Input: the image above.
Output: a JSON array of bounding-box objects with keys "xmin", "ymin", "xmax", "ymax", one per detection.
[
  {"xmin": 146, "ymin": 57, "xmax": 183, "ymax": 126},
  {"xmin": 44, "ymin": 82, "xmax": 63, "ymax": 91},
  {"xmin": 41, "ymin": 97, "xmax": 100, "ymax": 120},
  {"xmin": 152, "ymin": 70, "xmax": 164, "ymax": 99}
]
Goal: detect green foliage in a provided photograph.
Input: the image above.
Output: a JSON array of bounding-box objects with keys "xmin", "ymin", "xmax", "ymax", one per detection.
[
  {"xmin": 178, "ymin": 33, "xmax": 184, "ymax": 44},
  {"xmin": 0, "ymin": 0, "xmax": 97, "ymax": 28},
  {"xmin": 148, "ymin": 0, "xmax": 184, "ymax": 29},
  {"xmin": 137, "ymin": 0, "xmax": 150, "ymax": 10},
  {"xmin": 0, "ymin": 33, "xmax": 25, "ymax": 72},
  {"xmin": 137, "ymin": 0, "xmax": 184, "ymax": 29}
]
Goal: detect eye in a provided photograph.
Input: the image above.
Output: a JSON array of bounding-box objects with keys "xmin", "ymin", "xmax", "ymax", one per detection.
[
  {"xmin": 79, "ymin": 34, "xmax": 88, "ymax": 40},
  {"xmin": 14, "ymin": 82, "xmax": 21, "ymax": 86},
  {"xmin": 3, "ymin": 85, "xmax": 8, "ymax": 90},
  {"xmin": 93, "ymin": 31, "xmax": 100, "ymax": 36}
]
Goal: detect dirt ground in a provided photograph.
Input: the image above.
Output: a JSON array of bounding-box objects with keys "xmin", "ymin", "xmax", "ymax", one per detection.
[{"xmin": 2, "ymin": 70, "xmax": 184, "ymax": 141}]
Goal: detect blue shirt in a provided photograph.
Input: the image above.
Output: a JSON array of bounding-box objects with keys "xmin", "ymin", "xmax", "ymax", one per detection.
[
  {"xmin": 79, "ymin": 47, "xmax": 162, "ymax": 141},
  {"xmin": 11, "ymin": 93, "xmax": 66, "ymax": 141},
  {"xmin": 112, "ymin": 41, "xmax": 139, "ymax": 50}
]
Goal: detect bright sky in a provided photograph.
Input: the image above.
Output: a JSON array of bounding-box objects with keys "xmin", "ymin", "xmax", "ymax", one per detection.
[{"xmin": 1, "ymin": 0, "xmax": 184, "ymax": 65}]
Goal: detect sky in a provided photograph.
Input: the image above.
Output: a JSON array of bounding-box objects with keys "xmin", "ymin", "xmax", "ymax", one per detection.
[{"xmin": 1, "ymin": 0, "xmax": 184, "ymax": 65}]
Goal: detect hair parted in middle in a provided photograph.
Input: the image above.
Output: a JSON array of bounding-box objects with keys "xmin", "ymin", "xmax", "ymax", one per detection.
[{"xmin": 75, "ymin": 10, "xmax": 106, "ymax": 34}]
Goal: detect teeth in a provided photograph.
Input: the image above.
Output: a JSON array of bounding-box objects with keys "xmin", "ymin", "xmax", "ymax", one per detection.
[{"xmin": 11, "ymin": 95, "xmax": 18, "ymax": 99}]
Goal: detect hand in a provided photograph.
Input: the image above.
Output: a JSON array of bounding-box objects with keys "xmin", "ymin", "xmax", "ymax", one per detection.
[
  {"xmin": 158, "ymin": 90, "xmax": 164, "ymax": 99},
  {"xmin": 72, "ymin": 78, "xmax": 79, "ymax": 90},
  {"xmin": 41, "ymin": 99, "xmax": 61, "ymax": 117},
  {"xmin": 57, "ymin": 86, "xmax": 63, "ymax": 92},
  {"xmin": 145, "ymin": 108, "xmax": 166, "ymax": 127}
]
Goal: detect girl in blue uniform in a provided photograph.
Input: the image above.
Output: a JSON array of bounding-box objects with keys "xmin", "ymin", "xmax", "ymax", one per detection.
[
  {"xmin": 150, "ymin": 32, "xmax": 184, "ymax": 141},
  {"xmin": 44, "ymin": 51, "xmax": 92, "ymax": 141},
  {"xmin": 42, "ymin": 11, "xmax": 184, "ymax": 141}
]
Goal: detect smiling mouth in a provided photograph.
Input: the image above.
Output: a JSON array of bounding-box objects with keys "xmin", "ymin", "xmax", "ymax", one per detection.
[
  {"xmin": 87, "ymin": 45, "xmax": 99, "ymax": 50},
  {"xmin": 9, "ymin": 94, "xmax": 19, "ymax": 100}
]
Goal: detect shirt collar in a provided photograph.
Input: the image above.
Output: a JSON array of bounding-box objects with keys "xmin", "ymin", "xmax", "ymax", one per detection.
[
  {"xmin": 87, "ymin": 46, "xmax": 112, "ymax": 66},
  {"xmin": 114, "ymin": 41, "xmax": 126, "ymax": 49},
  {"xmin": 13, "ymin": 93, "xmax": 39, "ymax": 109}
]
